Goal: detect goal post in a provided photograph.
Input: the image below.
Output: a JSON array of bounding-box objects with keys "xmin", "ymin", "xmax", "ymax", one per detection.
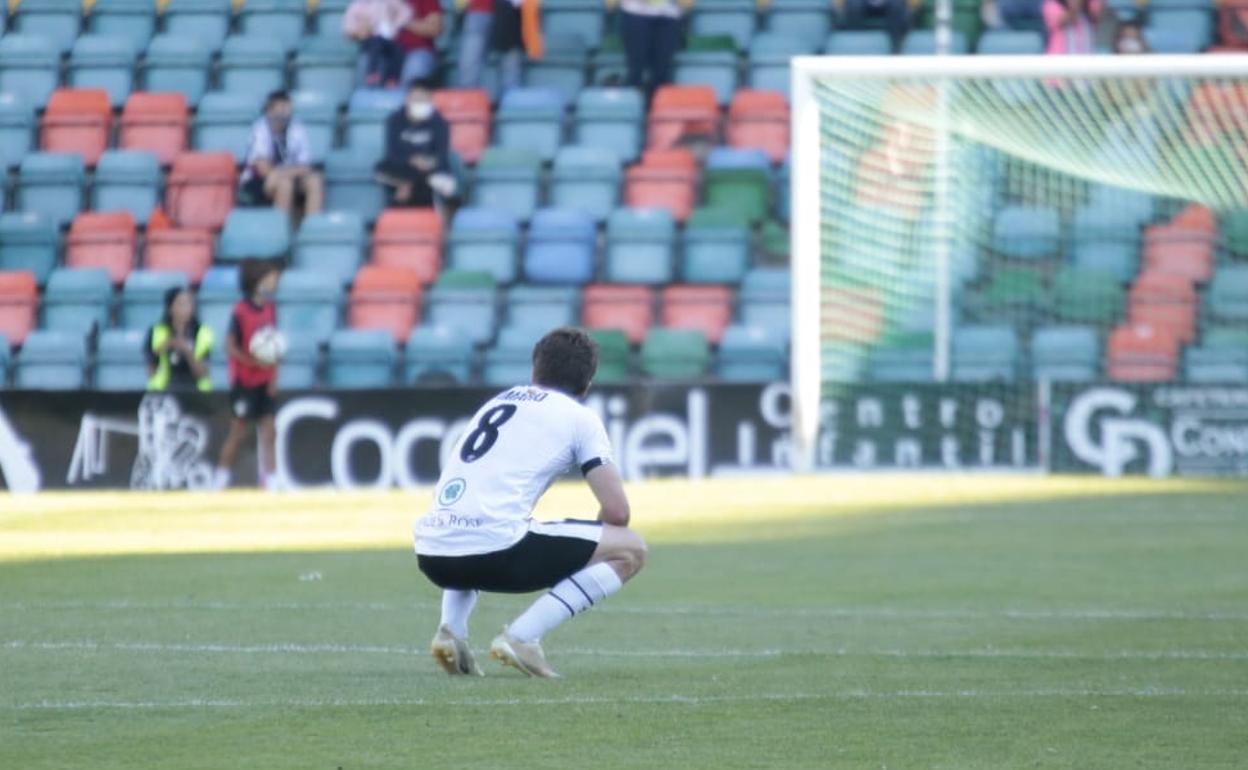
[{"xmin": 789, "ymin": 54, "xmax": 1248, "ymax": 473}]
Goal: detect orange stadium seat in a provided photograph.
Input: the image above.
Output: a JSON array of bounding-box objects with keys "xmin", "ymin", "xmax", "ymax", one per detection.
[
  {"xmin": 625, "ymin": 148, "xmax": 699, "ymax": 223},
  {"xmin": 144, "ymin": 228, "xmax": 214, "ymax": 284},
  {"xmin": 647, "ymin": 85, "xmax": 720, "ymax": 151},
  {"xmin": 660, "ymin": 284, "xmax": 734, "ymax": 344},
  {"xmin": 165, "ymin": 152, "xmax": 237, "ymax": 230},
  {"xmin": 41, "ymin": 88, "xmax": 112, "ymax": 166},
  {"xmin": 725, "ymin": 90, "xmax": 789, "ymax": 163},
  {"xmin": 1106, "ymin": 323, "xmax": 1180, "ymax": 382},
  {"xmin": 1127, "ymin": 271, "xmax": 1199, "ymax": 344},
  {"xmin": 433, "ymin": 89, "xmax": 492, "ymax": 164},
  {"xmin": 371, "ymin": 208, "xmax": 444, "ymax": 284},
  {"xmin": 1143, "ymin": 223, "xmax": 1215, "ymax": 283},
  {"xmin": 348, "ymin": 264, "xmax": 424, "ymax": 343},
  {"xmin": 583, "ymin": 284, "xmax": 655, "ymax": 344},
  {"xmin": 119, "ymin": 92, "xmax": 189, "ymax": 165},
  {"xmin": 66, "ymin": 211, "xmax": 137, "ymax": 285},
  {"xmin": 0, "ymin": 270, "xmax": 38, "ymax": 346}
]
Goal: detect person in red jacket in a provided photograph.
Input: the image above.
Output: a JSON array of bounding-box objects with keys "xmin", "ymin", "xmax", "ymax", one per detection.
[{"xmin": 214, "ymin": 259, "xmax": 282, "ymax": 491}]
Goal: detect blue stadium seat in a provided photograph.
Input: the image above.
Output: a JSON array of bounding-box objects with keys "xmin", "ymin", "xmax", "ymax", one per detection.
[
  {"xmin": 766, "ymin": 0, "xmax": 832, "ymax": 48},
  {"xmin": 279, "ymin": 334, "xmax": 321, "ymax": 389},
  {"xmin": 952, "ymin": 325, "xmax": 1019, "ymax": 382},
  {"xmin": 163, "ymin": 0, "xmax": 233, "ymax": 52},
  {"xmin": 495, "ymin": 88, "xmax": 567, "ymax": 162},
  {"xmin": 69, "ymin": 35, "xmax": 137, "ymax": 108},
  {"xmin": 276, "ymin": 270, "xmax": 342, "ymax": 345},
  {"xmin": 0, "ymin": 35, "xmax": 61, "ymax": 108},
  {"xmin": 291, "ymin": 90, "xmax": 338, "ymax": 163},
  {"xmin": 1209, "ymin": 266, "xmax": 1248, "ymax": 323},
  {"xmin": 1185, "ymin": 327, "xmax": 1248, "ymax": 383},
  {"xmin": 294, "ymin": 36, "xmax": 358, "ymax": 107},
  {"xmin": 327, "ymin": 329, "xmax": 396, "ymax": 388},
  {"xmin": 313, "ymin": 0, "xmax": 351, "ymax": 35},
  {"xmin": 716, "ymin": 324, "xmax": 786, "ymax": 381},
  {"xmin": 405, "ymin": 324, "xmax": 475, "ymax": 383},
  {"xmin": 121, "ymin": 271, "xmax": 189, "ymax": 329},
  {"xmin": 198, "ymin": 266, "xmax": 239, "ymax": 353},
  {"xmin": 573, "ymin": 88, "xmax": 644, "ymax": 163},
  {"xmin": 447, "ymin": 207, "xmax": 520, "ymax": 283},
  {"xmin": 739, "ymin": 267, "xmax": 790, "ymax": 336},
  {"xmin": 901, "ymin": 30, "xmax": 970, "ymax": 54},
  {"xmin": 1145, "ymin": 10, "xmax": 1212, "ymax": 52},
  {"xmin": 142, "ymin": 35, "xmax": 213, "ymax": 107},
  {"xmin": 218, "ymin": 209, "xmax": 292, "ymax": 262},
  {"xmin": 550, "ymin": 146, "xmax": 621, "ymax": 222},
  {"xmin": 88, "ymin": 0, "xmax": 158, "ymax": 53},
  {"xmin": 524, "ymin": 36, "xmax": 589, "ymax": 105},
  {"xmin": 824, "ymin": 30, "xmax": 891, "ymax": 55},
  {"xmin": 524, "ymin": 208, "xmax": 597, "ymax": 284},
  {"xmin": 748, "ymin": 33, "xmax": 814, "ymax": 97},
  {"xmin": 0, "ymin": 94, "xmax": 35, "ymax": 171},
  {"xmin": 0, "ymin": 213, "xmax": 58, "ymax": 285},
  {"xmin": 193, "ymin": 92, "xmax": 264, "ymax": 163},
  {"xmin": 95, "ymin": 329, "xmax": 150, "ymax": 391},
  {"xmin": 325, "ymin": 150, "xmax": 388, "ymax": 223},
  {"xmin": 0, "ymin": 333, "xmax": 8, "ymax": 386},
  {"xmin": 345, "ymin": 88, "xmax": 404, "ymax": 156},
  {"xmin": 14, "ymin": 330, "xmax": 87, "ymax": 390},
  {"xmin": 219, "ymin": 36, "xmax": 289, "ymax": 99},
  {"xmin": 470, "ymin": 147, "xmax": 543, "ymax": 222},
  {"xmin": 1072, "ymin": 241, "xmax": 1137, "ymax": 282},
  {"xmin": 976, "ymin": 29, "xmax": 1045, "ymax": 54},
  {"xmin": 1071, "ymin": 203, "xmax": 1144, "ymax": 248},
  {"xmin": 682, "ymin": 208, "xmax": 749, "ymax": 284},
  {"xmin": 706, "ymin": 146, "xmax": 770, "ymax": 171},
  {"xmin": 541, "ymin": 0, "xmax": 605, "ymax": 47},
  {"xmin": 1088, "ymin": 185, "xmax": 1154, "ymax": 225},
  {"xmin": 293, "ymin": 211, "xmax": 366, "ymax": 287},
  {"xmin": 1032, "ymin": 325, "xmax": 1099, "ymax": 381},
  {"xmin": 238, "ymin": 0, "xmax": 309, "ymax": 53},
  {"xmin": 426, "ymin": 271, "xmax": 499, "ymax": 346},
  {"xmin": 993, "ymin": 205, "xmax": 1060, "ymax": 260},
  {"xmin": 92, "ymin": 151, "xmax": 162, "ymax": 227},
  {"xmin": 504, "ymin": 285, "xmax": 580, "ymax": 331},
  {"xmin": 605, "ymin": 207, "xmax": 676, "ymax": 284},
  {"xmin": 868, "ymin": 344, "xmax": 933, "ymax": 383},
  {"xmin": 590, "ymin": 44, "xmax": 627, "ymax": 88},
  {"xmin": 689, "ymin": 0, "xmax": 757, "ymax": 49},
  {"xmin": 674, "ymin": 50, "xmax": 739, "ymax": 106},
  {"xmin": 42, "ymin": 269, "xmax": 112, "ymax": 336},
  {"xmin": 18, "ymin": 153, "xmax": 86, "ymax": 229},
  {"xmin": 483, "ymin": 325, "xmax": 546, "ymax": 386},
  {"xmin": 13, "ymin": 0, "xmax": 81, "ymax": 55}
]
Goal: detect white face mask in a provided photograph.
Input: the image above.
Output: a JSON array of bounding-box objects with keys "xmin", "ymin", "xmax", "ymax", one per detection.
[
  {"xmin": 407, "ymin": 102, "xmax": 434, "ymax": 121},
  {"xmin": 1117, "ymin": 38, "xmax": 1144, "ymax": 53}
]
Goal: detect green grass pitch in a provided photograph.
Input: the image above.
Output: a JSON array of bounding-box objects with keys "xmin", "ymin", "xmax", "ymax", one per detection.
[{"xmin": 2, "ymin": 476, "xmax": 1247, "ymax": 769}]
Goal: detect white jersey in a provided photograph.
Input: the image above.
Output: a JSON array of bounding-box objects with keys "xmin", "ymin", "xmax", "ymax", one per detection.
[{"xmin": 413, "ymin": 385, "xmax": 614, "ymax": 557}]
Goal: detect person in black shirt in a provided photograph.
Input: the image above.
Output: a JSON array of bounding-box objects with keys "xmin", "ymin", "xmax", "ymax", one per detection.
[{"xmin": 374, "ymin": 78, "xmax": 455, "ymax": 208}]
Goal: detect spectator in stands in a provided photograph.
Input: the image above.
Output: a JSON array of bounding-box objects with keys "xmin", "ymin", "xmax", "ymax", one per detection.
[
  {"xmin": 489, "ymin": 0, "xmax": 542, "ymax": 93},
  {"xmin": 456, "ymin": 0, "xmax": 497, "ymax": 88},
  {"xmin": 1114, "ymin": 20, "xmax": 1150, "ymax": 53},
  {"xmin": 838, "ymin": 0, "xmax": 916, "ymax": 52},
  {"xmin": 614, "ymin": 0, "xmax": 685, "ymax": 97},
  {"xmin": 981, "ymin": 0, "xmax": 1044, "ymax": 34},
  {"xmin": 145, "ymin": 287, "xmax": 214, "ymax": 393},
  {"xmin": 343, "ymin": 0, "xmax": 413, "ymax": 87},
  {"xmin": 215, "ymin": 259, "xmax": 281, "ymax": 492},
  {"xmin": 1042, "ymin": 0, "xmax": 1101, "ymax": 54},
  {"xmin": 241, "ymin": 91, "xmax": 323, "ymax": 223},
  {"xmin": 392, "ymin": 0, "xmax": 446, "ymax": 85},
  {"xmin": 375, "ymin": 79, "xmax": 458, "ymax": 209}
]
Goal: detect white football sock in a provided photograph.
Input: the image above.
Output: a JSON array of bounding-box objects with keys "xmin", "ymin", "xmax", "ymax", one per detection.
[
  {"xmin": 440, "ymin": 589, "xmax": 479, "ymax": 639},
  {"xmin": 213, "ymin": 467, "xmax": 232, "ymax": 490},
  {"xmin": 507, "ymin": 562, "xmax": 623, "ymax": 643}
]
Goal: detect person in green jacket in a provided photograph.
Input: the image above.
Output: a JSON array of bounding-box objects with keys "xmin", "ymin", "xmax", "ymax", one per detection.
[{"xmin": 145, "ymin": 287, "xmax": 214, "ymax": 392}]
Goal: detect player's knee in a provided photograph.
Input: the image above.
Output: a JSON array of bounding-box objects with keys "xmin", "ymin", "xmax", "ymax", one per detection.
[{"xmin": 622, "ymin": 531, "xmax": 648, "ymax": 576}]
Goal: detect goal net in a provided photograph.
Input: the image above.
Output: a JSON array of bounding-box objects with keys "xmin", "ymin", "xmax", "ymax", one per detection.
[{"xmin": 789, "ymin": 55, "xmax": 1248, "ymax": 472}]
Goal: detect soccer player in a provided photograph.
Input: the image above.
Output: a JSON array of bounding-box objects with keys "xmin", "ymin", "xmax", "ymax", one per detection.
[{"xmin": 414, "ymin": 328, "xmax": 647, "ymax": 678}]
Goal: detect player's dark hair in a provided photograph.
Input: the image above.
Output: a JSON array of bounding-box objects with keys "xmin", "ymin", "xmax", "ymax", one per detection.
[
  {"xmin": 265, "ymin": 90, "xmax": 291, "ymax": 110},
  {"xmin": 532, "ymin": 327, "xmax": 599, "ymax": 397},
  {"xmin": 238, "ymin": 258, "xmax": 281, "ymax": 298},
  {"xmin": 407, "ymin": 77, "xmax": 436, "ymax": 93},
  {"xmin": 160, "ymin": 286, "xmax": 196, "ymax": 325}
]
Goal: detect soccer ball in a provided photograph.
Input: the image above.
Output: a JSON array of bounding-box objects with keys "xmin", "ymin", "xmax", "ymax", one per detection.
[{"xmin": 249, "ymin": 326, "xmax": 287, "ymax": 365}]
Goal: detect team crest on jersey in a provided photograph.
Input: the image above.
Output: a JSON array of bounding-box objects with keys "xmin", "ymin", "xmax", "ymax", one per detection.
[{"xmin": 438, "ymin": 477, "xmax": 467, "ymax": 505}]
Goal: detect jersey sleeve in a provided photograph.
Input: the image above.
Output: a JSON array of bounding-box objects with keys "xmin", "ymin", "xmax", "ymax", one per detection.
[{"xmin": 574, "ymin": 408, "xmax": 613, "ymax": 476}]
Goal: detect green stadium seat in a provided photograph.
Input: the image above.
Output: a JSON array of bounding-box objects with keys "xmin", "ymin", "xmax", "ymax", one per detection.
[
  {"xmin": 587, "ymin": 328, "xmax": 631, "ymax": 383},
  {"xmin": 1208, "ymin": 266, "xmax": 1248, "ymax": 323},
  {"xmin": 641, "ymin": 328, "xmax": 711, "ymax": 379},
  {"xmin": 1054, "ymin": 268, "xmax": 1125, "ymax": 326},
  {"xmin": 703, "ymin": 167, "xmax": 771, "ymax": 223}
]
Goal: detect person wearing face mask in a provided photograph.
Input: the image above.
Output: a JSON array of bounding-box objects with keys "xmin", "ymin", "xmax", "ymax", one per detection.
[
  {"xmin": 1114, "ymin": 21, "xmax": 1149, "ymax": 53},
  {"xmin": 375, "ymin": 79, "xmax": 457, "ymax": 209},
  {"xmin": 241, "ymin": 91, "xmax": 323, "ymax": 224},
  {"xmin": 146, "ymin": 287, "xmax": 214, "ymax": 393}
]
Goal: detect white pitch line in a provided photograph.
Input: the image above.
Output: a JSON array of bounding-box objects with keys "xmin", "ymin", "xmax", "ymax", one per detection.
[{"xmin": 5, "ymin": 639, "xmax": 1248, "ymax": 662}]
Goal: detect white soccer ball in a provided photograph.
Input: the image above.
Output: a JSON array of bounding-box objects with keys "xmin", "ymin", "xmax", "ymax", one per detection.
[{"xmin": 249, "ymin": 326, "xmax": 287, "ymax": 365}]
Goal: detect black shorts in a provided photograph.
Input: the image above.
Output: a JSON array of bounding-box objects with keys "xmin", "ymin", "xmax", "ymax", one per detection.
[
  {"xmin": 230, "ymin": 383, "xmax": 276, "ymax": 421},
  {"xmin": 418, "ymin": 520, "xmax": 601, "ymax": 593}
]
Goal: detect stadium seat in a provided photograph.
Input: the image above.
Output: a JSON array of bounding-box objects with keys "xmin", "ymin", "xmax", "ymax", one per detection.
[
  {"xmin": 289, "ymin": 90, "xmax": 337, "ymax": 163},
  {"xmin": 524, "ymin": 36, "xmax": 589, "ymax": 105},
  {"xmin": 293, "ymin": 36, "xmax": 358, "ymax": 107},
  {"xmin": 372, "ymin": 209, "xmax": 445, "ymax": 285},
  {"xmin": 141, "ymin": 36, "xmax": 212, "ymax": 107},
  {"xmin": 239, "ymin": 0, "xmax": 309, "ymax": 53},
  {"xmin": 0, "ymin": 35, "xmax": 60, "ymax": 109},
  {"xmin": 993, "ymin": 205, "xmax": 1060, "ymax": 260},
  {"xmin": 1225, "ymin": 208, "xmax": 1248, "ymax": 257},
  {"xmin": 0, "ymin": 94, "xmax": 35, "ymax": 171},
  {"xmin": 901, "ymin": 30, "xmax": 970, "ymax": 54},
  {"xmin": 1208, "ymin": 265, "xmax": 1248, "ymax": 322},
  {"xmin": 976, "ymin": 29, "xmax": 1045, "ymax": 54},
  {"xmin": 144, "ymin": 228, "xmax": 214, "ymax": 284},
  {"xmin": 120, "ymin": 92, "xmax": 190, "ymax": 166},
  {"xmin": 276, "ymin": 270, "xmax": 342, "ymax": 345},
  {"xmin": 1145, "ymin": 10, "xmax": 1212, "ymax": 52},
  {"xmin": 293, "ymin": 211, "xmax": 366, "ymax": 288},
  {"xmin": 641, "ymin": 328, "xmax": 711, "ymax": 379},
  {"xmin": 1128, "ymin": 271, "xmax": 1198, "ymax": 344},
  {"xmin": 766, "ymin": 0, "xmax": 832, "ymax": 48},
  {"xmin": 345, "ymin": 88, "xmax": 404, "ymax": 156},
  {"xmin": 951, "ymin": 325, "xmax": 1020, "ymax": 383},
  {"xmin": 524, "ymin": 208, "xmax": 597, "ymax": 284},
  {"xmin": 193, "ymin": 92, "xmax": 264, "ymax": 163},
  {"xmin": 867, "ymin": 332, "xmax": 933, "ymax": 383},
  {"xmin": 68, "ymin": 36, "xmax": 137, "ymax": 108},
  {"xmin": 66, "ymin": 212, "xmax": 137, "ymax": 285},
  {"xmin": 625, "ymin": 149, "xmax": 699, "ymax": 223},
  {"xmin": 495, "ymin": 88, "xmax": 567, "ymax": 162},
  {"xmin": 1052, "ymin": 268, "xmax": 1124, "ymax": 326},
  {"xmin": 674, "ymin": 49, "xmax": 739, "ymax": 107},
  {"xmin": 739, "ymin": 267, "xmax": 790, "ymax": 337},
  {"xmin": 166, "ymin": 152, "xmax": 238, "ymax": 230},
  {"xmin": 1185, "ymin": 327, "xmax": 1248, "ymax": 382},
  {"xmin": 605, "ymin": 208, "xmax": 676, "ymax": 285},
  {"xmin": 0, "ymin": 213, "xmax": 58, "ymax": 286},
  {"xmin": 40, "ymin": 89, "xmax": 113, "ymax": 167},
  {"xmin": 95, "ymin": 329, "xmax": 150, "ymax": 391},
  {"xmin": 17, "ymin": 153, "xmax": 87, "ymax": 229},
  {"xmin": 198, "ymin": 266, "xmax": 240, "ymax": 350},
  {"xmin": 88, "ymin": 0, "xmax": 158, "ymax": 53},
  {"xmin": 682, "ymin": 207, "xmax": 749, "ymax": 284},
  {"xmin": 1072, "ymin": 241, "xmax": 1138, "ymax": 283},
  {"xmin": 688, "ymin": 5, "xmax": 756, "ymax": 48},
  {"xmin": 14, "ymin": 330, "xmax": 87, "ymax": 390},
  {"xmin": 0, "ymin": 271, "xmax": 38, "ymax": 347},
  {"xmin": 1107, "ymin": 323, "xmax": 1180, "ymax": 382},
  {"xmin": 348, "ymin": 265, "xmax": 423, "ymax": 343},
  {"xmin": 586, "ymin": 327, "xmax": 631, "ymax": 383},
  {"xmin": 824, "ymin": 30, "xmax": 892, "ymax": 55},
  {"xmin": 726, "ymin": 90, "xmax": 789, "ymax": 164},
  {"xmin": 716, "ymin": 324, "xmax": 786, "ymax": 381},
  {"xmin": 504, "ymin": 285, "xmax": 580, "ymax": 331},
  {"xmin": 704, "ymin": 166, "xmax": 770, "ymax": 223},
  {"xmin": 13, "ymin": 0, "xmax": 81, "ymax": 55},
  {"xmin": 1142, "ymin": 223, "xmax": 1215, "ymax": 283},
  {"xmin": 483, "ymin": 324, "xmax": 547, "ymax": 386},
  {"xmin": 279, "ymin": 334, "xmax": 321, "ymax": 389},
  {"xmin": 447, "ymin": 207, "xmax": 520, "ymax": 284},
  {"xmin": 42, "ymin": 268, "xmax": 112, "ymax": 336},
  {"xmin": 589, "ymin": 35, "xmax": 627, "ymax": 85},
  {"xmin": 647, "ymin": 85, "xmax": 720, "ymax": 151},
  {"xmin": 550, "ymin": 146, "xmax": 622, "ymax": 221},
  {"xmin": 404, "ymin": 324, "xmax": 475, "ymax": 383},
  {"xmin": 219, "ymin": 209, "xmax": 291, "ymax": 261},
  {"xmin": 573, "ymin": 88, "xmax": 644, "ymax": 164},
  {"xmin": 748, "ymin": 33, "xmax": 813, "ymax": 97},
  {"xmin": 163, "ymin": 0, "xmax": 233, "ymax": 52},
  {"xmin": 219, "ymin": 36, "xmax": 289, "ymax": 99},
  {"xmin": 541, "ymin": 0, "xmax": 606, "ymax": 46},
  {"xmin": 471, "ymin": 147, "xmax": 544, "ymax": 222},
  {"xmin": 323, "ymin": 150, "xmax": 387, "ymax": 224},
  {"xmin": 315, "ymin": 0, "xmax": 352, "ymax": 34},
  {"xmin": 433, "ymin": 89, "xmax": 492, "ymax": 164},
  {"xmin": 0, "ymin": 333, "xmax": 9, "ymax": 385},
  {"xmin": 327, "ymin": 329, "xmax": 397, "ymax": 388},
  {"xmin": 1031, "ymin": 325, "xmax": 1099, "ymax": 381},
  {"xmin": 582, "ymin": 284, "xmax": 655, "ymax": 344},
  {"xmin": 660, "ymin": 285, "xmax": 734, "ymax": 344},
  {"xmin": 425, "ymin": 270, "xmax": 499, "ymax": 346},
  {"xmin": 121, "ymin": 270, "xmax": 189, "ymax": 329}
]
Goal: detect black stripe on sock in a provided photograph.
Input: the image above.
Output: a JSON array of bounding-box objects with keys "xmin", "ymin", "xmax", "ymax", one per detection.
[
  {"xmin": 568, "ymin": 577, "xmax": 595, "ymax": 606},
  {"xmin": 549, "ymin": 591, "xmax": 576, "ymax": 618}
]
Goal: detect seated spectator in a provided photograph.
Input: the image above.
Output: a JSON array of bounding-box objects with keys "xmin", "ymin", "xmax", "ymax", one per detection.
[
  {"xmin": 1043, "ymin": 0, "xmax": 1101, "ymax": 54},
  {"xmin": 146, "ymin": 287, "xmax": 214, "ymax": 392},
  {"xmin": 241, "ymin": 91, "xmax": 323, "ymax": 222},
  {"xmin": 343, "ymin": 0, "xmax": 413, "ymax": 87},
  {"xmin": 1114, "ymin": 20, "xmax": 1149, "ymax": 53},
  {"xmin": 613, "ymin": 0, "xmax": 685, "ymax": 97},
  {"xmin": 490, "ymin": 0, "xmax": 543, "ymax": 94},
  {"xmin": 391, "ymin": 0, "xmax": 445, "ymax": 86},
  {"xmin": 375, "ymin": 79, "xmax": 458, "ymax": 209},
  {"xmin": 838, "ymin": 0, "xmax": 917, "ymax": 52}
]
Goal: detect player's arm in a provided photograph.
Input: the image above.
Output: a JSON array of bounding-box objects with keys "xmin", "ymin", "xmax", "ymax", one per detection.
[
  {"xmin": 226, "ymin": 315, "xmax": 265, "ymax": 368},
  {"xmin": 585, "ymin": 463, "xmax": 630, "ymax": 527}
]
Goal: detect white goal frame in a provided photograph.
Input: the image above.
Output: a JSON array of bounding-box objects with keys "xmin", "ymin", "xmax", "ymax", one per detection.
[{"xmin": 789, "ymin": 54, "xmax": 1248, "ymax": 473}]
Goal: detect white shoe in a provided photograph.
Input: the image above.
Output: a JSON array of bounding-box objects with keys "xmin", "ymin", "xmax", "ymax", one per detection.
[
  {"xmin": 430, "ymin": 625, "xmax": 483, "ymax": 676},
  {"xmin": 490, "ymin": 630, "xmax": 560, "ymax": 678},
  {"xmin": 212, "ymin": 467, "xmax": 231, "ymax": 491}
]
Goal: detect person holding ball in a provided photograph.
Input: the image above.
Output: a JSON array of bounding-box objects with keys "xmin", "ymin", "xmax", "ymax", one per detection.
[{"xmin": 214, "ymin": 259, "xmax": 283, "ymax": 491}]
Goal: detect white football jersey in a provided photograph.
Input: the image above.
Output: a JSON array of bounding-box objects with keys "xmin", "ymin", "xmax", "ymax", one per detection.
[{"xmin": 413, "ymin": 385, "xmax": 614, "ymax": 557}]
